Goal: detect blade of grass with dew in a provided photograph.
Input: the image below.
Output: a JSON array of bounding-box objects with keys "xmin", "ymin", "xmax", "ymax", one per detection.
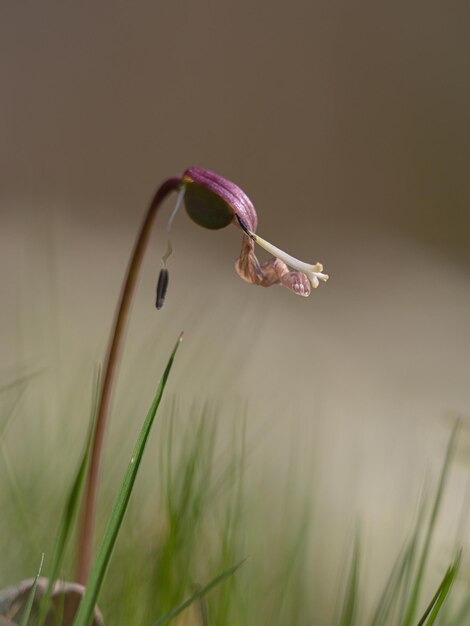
[
  {"xmin": 37, "ymin": 366, "xmax": 102, "ymax": 626},
  {"xmin": 416, "ymin": 551, "xmax": 461, "ymax": 626},
  {"xmin": 401, "ymin": 422, "xmax": 460, "ymax": 626},
  {"xmin": 149, "ymin": 559, "xmax": 246, "ymax": 626},
  {"xmin": 18, "ymin": 552, "xmax": 44, "ymax": 626},
  {"xmin": 338, "ymin": 534, "xmax": 360, "ymax": 626},
  {"xmin": 72, "ymin": 333, "xmax": 183, "ymax": 626}
]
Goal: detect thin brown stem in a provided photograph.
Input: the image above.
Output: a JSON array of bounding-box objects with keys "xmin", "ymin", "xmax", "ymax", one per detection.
[{"xmin": 76, "ymin": 176, "xmax": 182, "ymax": 584}]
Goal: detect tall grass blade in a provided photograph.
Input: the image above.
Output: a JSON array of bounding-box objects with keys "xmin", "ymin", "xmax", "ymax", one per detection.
[
  {"xmin": 372, "ymin": 494, "xmax": 428, "ymax": 626},
  {"xmin": 193, "ymin": 586, "xmax": 210, "ymax": 626},
  {"xmin": 0, "ymin": 369, "xmax": 48, "ymax": 555},
  {"xmin": 416, "ymin": 551, "xmax": 461, "ymax": 626},
  {"xmin": 149, "ymin": 559, "xmax": 246, "ymax": 626},
  {"xmin": 152, "ymin": 410, "xmax": 218, "ymax": 617},
  {"xmin": 401, "ymin": 422, "xmax": 459, "ymax": 626},
  {"xmin": 338, "ymin": 534, "xmax": 360, "ymax": 626},
  {"xmin": 397, "ymin": 495, "xmax": 428, "ymax": 625},
  {"xmin": 18, "ymin": 553, "xmax": 44, "ymax": 626},
  {"xmin": 37, "ymin": 366, "xmax": 102, "ymax": 626},
  {"xmin": 370, "ymin": 542, "xmax": 414, "ymax": 626},
  {"xmin": 72, "ymin": 333, "xmax": 183, "ymax": 626}
]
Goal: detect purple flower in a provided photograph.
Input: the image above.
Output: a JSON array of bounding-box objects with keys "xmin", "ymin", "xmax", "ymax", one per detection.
[{"xmin": 173, "ymin": 167, "xmax": 328, "ymax": 297}]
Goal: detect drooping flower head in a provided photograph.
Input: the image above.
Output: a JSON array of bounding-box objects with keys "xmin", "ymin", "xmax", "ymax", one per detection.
[
  {"xmin": 180, "ymin": 167, "xmax": 328, "ymax": 297},
  {"xmin": 158, "ymin": 167, "xmax": 328, "ymax": 307}
]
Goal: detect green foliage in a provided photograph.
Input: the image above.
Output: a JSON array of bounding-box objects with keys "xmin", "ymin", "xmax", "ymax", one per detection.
[
  {"xmin": 149, "ymin": 559, "xmax": 246, "ymax": 626},
  {"xmin": 37, "ymin": 367, "xmax": 101, "ymax": 626},
  {"xmin": 0, "ymin": 366, "xmax": 466, "ymax": 626},
  {"xmin": 401, "ymin": 423, "xmax": 460, "ymax": 626},
  {"xmin": 371, "ymin": 515, "xmax": 423, "ymax": 626},
  {"xmin": 17, "ymin": 553, "xmax": 44, "ymax": 626},
  {"xmin": 416, "ymin": 552, "xmax": 461, "ymax": 626},
  {"xmin": 338, "ymin": 535, "xmax": 360, "ymax": 626},
  {"xmin": 72, "ymin": 335, "xmax": 183, "ymax": 626}
]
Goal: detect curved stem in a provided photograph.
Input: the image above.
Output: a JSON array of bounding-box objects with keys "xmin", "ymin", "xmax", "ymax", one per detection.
[{"xmin": 76, "ymin": 176, "xmax": 182, "ymax": 583}]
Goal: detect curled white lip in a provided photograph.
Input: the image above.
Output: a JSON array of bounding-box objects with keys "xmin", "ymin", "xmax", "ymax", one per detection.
[{"xmin": 252, "ymin": 233, "xmax": 329, "ymax": 288}]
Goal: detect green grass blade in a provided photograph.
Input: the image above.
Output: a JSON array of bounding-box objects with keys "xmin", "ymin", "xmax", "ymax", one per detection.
[
  {"xmin": 416, "ymin": 551, "xmax": 461, "ymax": 626},
  {"xmin": 0, "ymin": 369, "xmax": 48, "ymax": 556},
  {"xmin": 149, "ymin": 559, "xmax": 246, "ymax": 626},
  {"xmin": 371, "ymin": 542, "xmax": 414, "ymax": 626},
  {"xmin": 372, "ymin": 494, "xmax": 428, "ymax": 626},
  {"xmin": 338, "ymin": 534, "xmax": 360, "ymax": 626},
  {"xmin": 397, "ymin": 494, "xmax": 428, "ymax": 625},
  {"xmin": 18, "ymin": 552, "xmax": 44, "ymax": 626},
  {"xmin": 37, "ymin": 367, "xmax": 101, "ymax": 626},
  {"xmin": 402, "ymin": 422, "xmax": 459, "ymax": 626},
  {"xmin": 195, "ymin": 591, "xmax": 210, "ymax": 626},
  {"xmin": 72, "ymin": 333, "xmax": 183, "ymax": 626}
]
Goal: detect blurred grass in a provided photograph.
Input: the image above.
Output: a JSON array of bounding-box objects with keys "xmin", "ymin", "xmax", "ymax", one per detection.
[
  {"xmin": 37, "ymin": 367, "xmax": 100, "ymax": 626},
  {"xmin": 401, "ymin": 423, "xmax": 460, "ymax": 626},
  {"xmin": 0, "ymin": 368, "xmax": 468, "ymax": 626},
  {"xmin": 338, "ymin": 534, "xmax": 360, "ymax": 626},
  {"xmin": 417, "ymin": 552, "xmax": 461, "ymax": 626},
  {"xmin": 17, "ymin": 553, "xmax": 44, "ymax": 626},
  {"xmin": 73, "ymin": 335, "xmax": 183, "ymax": 626}
]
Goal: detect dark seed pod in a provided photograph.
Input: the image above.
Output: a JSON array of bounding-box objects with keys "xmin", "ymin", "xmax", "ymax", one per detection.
[{"xmin": 156, "ymin": 268, "xmax": 169, "ymax": 310}]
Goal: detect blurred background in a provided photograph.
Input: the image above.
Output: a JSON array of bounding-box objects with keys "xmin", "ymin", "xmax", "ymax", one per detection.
[{"xmin": 1, "ymin": 0, "xmax": 470, "ymax": 621}]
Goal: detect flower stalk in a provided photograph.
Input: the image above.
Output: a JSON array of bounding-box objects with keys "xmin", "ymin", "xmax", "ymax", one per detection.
[{"xmin": 76, "ymin": 176, "xmax": 181, "ymax": 584}]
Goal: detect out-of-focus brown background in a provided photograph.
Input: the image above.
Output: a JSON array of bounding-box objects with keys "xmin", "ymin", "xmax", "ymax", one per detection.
[{"xmin": 1, "ymin": 0, "xmax": 470, "ymax": 588}]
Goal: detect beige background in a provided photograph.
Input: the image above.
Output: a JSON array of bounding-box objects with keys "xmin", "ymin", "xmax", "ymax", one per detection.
[{"xmin": 1, "ymin": 0, "xmax": 470, "ymax": 601}]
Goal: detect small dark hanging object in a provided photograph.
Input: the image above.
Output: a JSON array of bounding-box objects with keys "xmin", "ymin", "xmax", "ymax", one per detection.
[{"xmin": 156, "ymin": 268, "xmax": 169, "ymax": 309}]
